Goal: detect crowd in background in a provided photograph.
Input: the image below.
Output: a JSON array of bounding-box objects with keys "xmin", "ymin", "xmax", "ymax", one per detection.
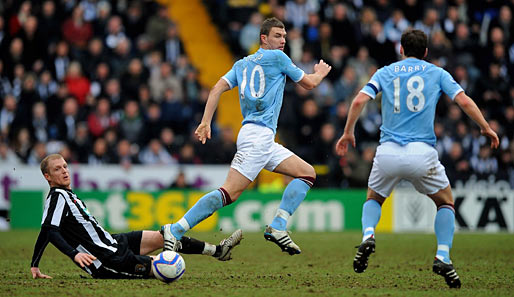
[{"xmin": 0, "ymin": 0, "xmax": 513, "ymax": 189}]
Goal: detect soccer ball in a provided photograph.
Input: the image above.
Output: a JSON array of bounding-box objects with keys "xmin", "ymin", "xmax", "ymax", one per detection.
[{"xmin": 152, "ymin": 251, "xmax": 186, "ymax": 283}]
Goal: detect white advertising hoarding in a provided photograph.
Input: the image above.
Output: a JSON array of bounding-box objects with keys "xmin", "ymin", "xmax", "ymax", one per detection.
[{"xmin": 0, "ymin": 164, "xmax": 230, "ymax": 210}]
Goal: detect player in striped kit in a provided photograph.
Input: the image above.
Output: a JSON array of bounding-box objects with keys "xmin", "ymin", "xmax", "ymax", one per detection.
[{"xmin": 31, "ymin": 154, "xmax": 242, "ymax": 279}]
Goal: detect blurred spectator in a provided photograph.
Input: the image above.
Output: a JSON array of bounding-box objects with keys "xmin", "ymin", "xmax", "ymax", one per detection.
[
  {"xmin": 168, "ymin": 171, "xmax": 192, "ymax": 189},
  {"xmin": 0, "ymin": 60, "xmax": 12, "ymax": 98},
  {"xmin": 296, "ymin": 99, "xmax": 324, "ymax": 161},
  {"xmin": 160, "ymin": 127, "xmax": 179, "ymax": 156},
  {"xmin": 90, "ymin": 62, "xmax": 110, "ymax": 93},
  {"xmin": 145, "ymin": 5, "xmax": 173, "ymax": 44},
  {"xmin": 442, "ymin": 142, "xmax": 471, "ymax": 185},
  {"xmin": 27, "ymin": 141, "xmax": 47, "ymax": 165},
  {"xmin": 37, "ymin": 70, "xmax": 58, "ymax": 101},
  {"xmin": 239, "ymin": 12, "xmax": 262, "ymax": 54},
  {"xmin": 64, "ymin": 61, "xmax": 90, "ymax": 105},
  {"xmin": 149, "ymin": 62, "xmax": 183, "ymax": 102},
  {"xmin": 109, "ymin": 37, "xmax": 132, "ymax": 78},
  {"xmin": 81, "ymin": 38, "xmax": 107, "ymax": 78},
  {"xmin": 30, "ymin": 102, "xmax": 50, "ymax": 142},
  {"xmin": 88, "ymin": 137, "xmax": 112, "ymax": 165},
  {"xmin": 104, "ymin": 78, "xmax": 123, "ymax": 111},
  {"xmin": 49, "ymin": 40, "xmax": 71, "ymax": 82},
  {"xmin": 87, "ymin": 97, "xmax": 117, "ymax": 138},
  {"xmin": 69, "ymin": 122, "xmax": 91, "ymax": 163},
  {"xmin": 139, "ymin": 138, "xmax": 176, "ymax": 165},
  {"xmin": 0, "ymin": 94, "xmax": 18, "ymax": 138},
  {"xmin": 105, "ymin": 15, "xmax": 126, "ymax": 50},
  {"xmin": 158, "ymin": 24, "xmax": 183, "ymax": 65},
  {"xmin": 62, "ymin": 5, "xmax": 93, "ymax": 50},
  {"xmin": 0, "ymin": 141, "xmax": 20, "ymax": 164},
  {"xmin": 142, "ymin": 102, "xmax": 164, "ymax": 145},
  {"xmin": 183, "ymin": 68, "xmax": 200, "ymax": 103},
  {"xmin": 333, "ymin": 66, "xmax": 358, "ymax": 103},
  {"xmin": 13, "ymin": 127, "xmax": 33, "ymax": 162},
  {"xmin": 363, "ymin": 21, "xmax": 397, "ymax": 67},
  {"xmin": 39, "ymin": 0, "xmax": 61, "ymax": 47},
  {"xmin": 330, "ymin": 3, "xmax": 357, "ymax": 53},
  {"xmin": 176, "ymin": 142, "xmax": 201, "ymax": 164},
  {"xmin": 414, "ymin": 8, "xmax": 441, "ymax": 37},
  {"xmin": 285, "ymin": 0, "xmax": 319, "ymax": 30},
  {"xmin": 18, "ymin": 73, "xmax": 40, "ymax": 123},
  {"xmin": 285, "ymin": 28, "xmax": 304, "ymax": 63},
  {"xmin": 56, "ymin": 97, "xmax": 82, "ymax": 143},
  {"xmin": 123, "ymin": 2, "xmax": 147, "ymax": 39},
  {"xmin": 118, "ymin": 100, "xmax": 143, "ymax": 144},
  {"xmin": 121, "ymin": 58, "xmax": 148, "ymax": 101},
  {"xmin": 384, "ymin": 9, "xmax": 409, "ymax": 45},
  {"xmin": 17, "ymin": 15, "xmax": 45, "ymax": 69},
  {"xmin": 471, "ymin": 145, "xmax": 498, "ymax": 179},
  {"xmin": 114, "ymin": 138, "xmax": 139, "ymax": 169},
  {"xmin": 8, "ymin": 1, "xmax": 32, "ymax": 36}
]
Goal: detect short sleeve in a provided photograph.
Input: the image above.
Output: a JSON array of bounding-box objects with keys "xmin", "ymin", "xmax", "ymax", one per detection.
[
  {"xmin": 360, "ymin": 68, "xmax": 383, "ymax": 99},
  {"xmin": 276, "ymin": 51, "xmax": 304, "ymax": 82},
  {"xmin": 41, "ymin": 193, "xmax": 67, "ymax": 228},
  {"xmin": 222, "ymin": 65, "xmax": 238, "ymax": 90},
  {"xmin": 440, "ymin": 69, "xmax": 463, "ymax": 100}
]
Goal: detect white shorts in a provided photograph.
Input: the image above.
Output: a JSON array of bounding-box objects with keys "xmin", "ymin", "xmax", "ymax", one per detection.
[
  {"xmin": 230, "ymin": 123, "xmax": 294, "ymax": 181},
  {"xmin": 368, "ymin": 142, "xmax": 450, "ymax": 197}
]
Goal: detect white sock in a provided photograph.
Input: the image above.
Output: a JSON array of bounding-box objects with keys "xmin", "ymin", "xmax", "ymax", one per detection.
[
  {"xmin": 202, "ymin": 243, "xmax": 216, "ymax": 256},
  {"xmin": 177, "ymin": 218, "xmax": 190, "ymax": 232}
]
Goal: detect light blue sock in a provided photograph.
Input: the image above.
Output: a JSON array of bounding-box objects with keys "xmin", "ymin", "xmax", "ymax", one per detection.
[
  {"xmin": 171, "ymin": 190, "xmax": 223, "ymax": 239},
  {"xmin": 270, "ymin": 179, "xmax": 311, "ymax": 231},
  {"xmin": 362, "ymin": 200, "xmax": 381, "ymax": 241},
  {"xmin": 435, "ymin": 207, "xmax": 455, "ymax": 264}
]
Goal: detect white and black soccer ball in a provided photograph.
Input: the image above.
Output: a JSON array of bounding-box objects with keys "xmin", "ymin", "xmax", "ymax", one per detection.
[{"xmin": 152, "ymin": 251, "xmax": 186, "ymax": 283}]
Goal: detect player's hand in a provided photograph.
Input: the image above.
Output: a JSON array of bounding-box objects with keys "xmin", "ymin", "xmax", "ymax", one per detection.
[
  {"xmin": 195, "ymin": 122, "xmax": 211, "ymax": 144},
  {"xmin": 31, "ymin": 267, "xmax": 52, "ymax": 279},
  {"xmin": 314, "ymin": 59, "xmax": 331, "ymax": 77},
  {"xmin": 74, "ymin": 253, "xmax": 97, "ymax": 268},
  {"xmin": 335, "ymin": 133, "xmax": 355, "ymax": 156},
  {"xmin": 481, "ymin": 127, "xmax": 499, "ymax": 149}
]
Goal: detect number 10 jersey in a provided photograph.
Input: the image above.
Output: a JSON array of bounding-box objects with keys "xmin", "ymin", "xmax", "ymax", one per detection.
[
  {"xmin": 222, "ymin": 48, "xmax": 305, "ymax": 134},
  {"xmin": 360, "ymin": 58, "xmax": 463, "ymax": 146}
]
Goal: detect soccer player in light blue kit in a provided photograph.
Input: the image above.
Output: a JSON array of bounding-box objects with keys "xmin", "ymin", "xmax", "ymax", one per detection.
[
  {"xmin": 335, "ymin": 29, "xmax": 499, "ymax": 288},
  {"xmin": 161, "ymin": 17, "xmax": 331, "ymax": 255}
]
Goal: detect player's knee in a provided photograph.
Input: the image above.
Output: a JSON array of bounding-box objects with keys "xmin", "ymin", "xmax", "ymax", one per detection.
[
  {"xmin": 298, "ymin": 165, "xmax": 316, "ymax": 188},
  {"xmin": 367, "ymin": 197, "xmax": 385, "ymax": 206}
]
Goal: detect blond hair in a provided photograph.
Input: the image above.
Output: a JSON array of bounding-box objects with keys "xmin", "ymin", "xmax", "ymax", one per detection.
[{"xmin": 40, "ymin": 154, "xmax": 64, "ymax": 175}]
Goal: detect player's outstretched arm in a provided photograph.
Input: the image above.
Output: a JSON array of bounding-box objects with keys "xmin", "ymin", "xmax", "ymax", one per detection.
[
  {"xmin": 454, "ymin": 92, "xmax": 499, "ymax": 149},
  {"xmin": 195, "ymin": 78, "xmax": 231, "ymax": 144},
  {"xmin": 335, "ymin": 92, "xmax": 372, "ymax": 156},
  {"xmin": 298, "ymin": 59, "xmax": 331, "ymax": 90}
]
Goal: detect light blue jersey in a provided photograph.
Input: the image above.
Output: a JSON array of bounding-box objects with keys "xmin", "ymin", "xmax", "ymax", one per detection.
[
  {"xmin": 361, "ymin": 58, "xmax": 463, "ymax": 146},
  {"xmin": 222, "ymin": 48, "xmax": 305, "ymax": 133}
]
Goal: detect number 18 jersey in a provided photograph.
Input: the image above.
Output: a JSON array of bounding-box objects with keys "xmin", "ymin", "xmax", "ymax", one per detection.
[
  {"xmin": 361, "ymin": 58, "xmax": 463, "ymax": 146},
  {"xmin": 222, "ymin": 48, "xmax": 305, "ymax": 133}
]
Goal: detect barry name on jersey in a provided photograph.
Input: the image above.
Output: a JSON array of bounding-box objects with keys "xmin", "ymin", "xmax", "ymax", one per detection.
[{"xmin": 394, "ymin": 64, "xmax": 428, "ymax": 72}]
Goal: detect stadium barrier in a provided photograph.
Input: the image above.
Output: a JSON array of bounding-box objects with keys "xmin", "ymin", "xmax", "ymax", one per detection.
[{"xmin": 10, "ymin": 185, "xmax": 514, "ymax": 233}]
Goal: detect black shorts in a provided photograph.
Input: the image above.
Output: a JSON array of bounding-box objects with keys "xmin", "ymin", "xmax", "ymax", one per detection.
[{"xmin": 86, "ymin": 231, "xmax": 152, "ymax": 279}]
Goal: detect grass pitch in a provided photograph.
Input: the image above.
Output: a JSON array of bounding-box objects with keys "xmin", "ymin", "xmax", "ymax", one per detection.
[{"xmin": 0, "ymin": 230, "xmax": 513, "ymax": 297}]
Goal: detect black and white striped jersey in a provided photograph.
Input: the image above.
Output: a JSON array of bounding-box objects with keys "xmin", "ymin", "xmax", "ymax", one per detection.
[{"xmin": 31, "ymin": 187, "xmax": 118, "ymax": 267}]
